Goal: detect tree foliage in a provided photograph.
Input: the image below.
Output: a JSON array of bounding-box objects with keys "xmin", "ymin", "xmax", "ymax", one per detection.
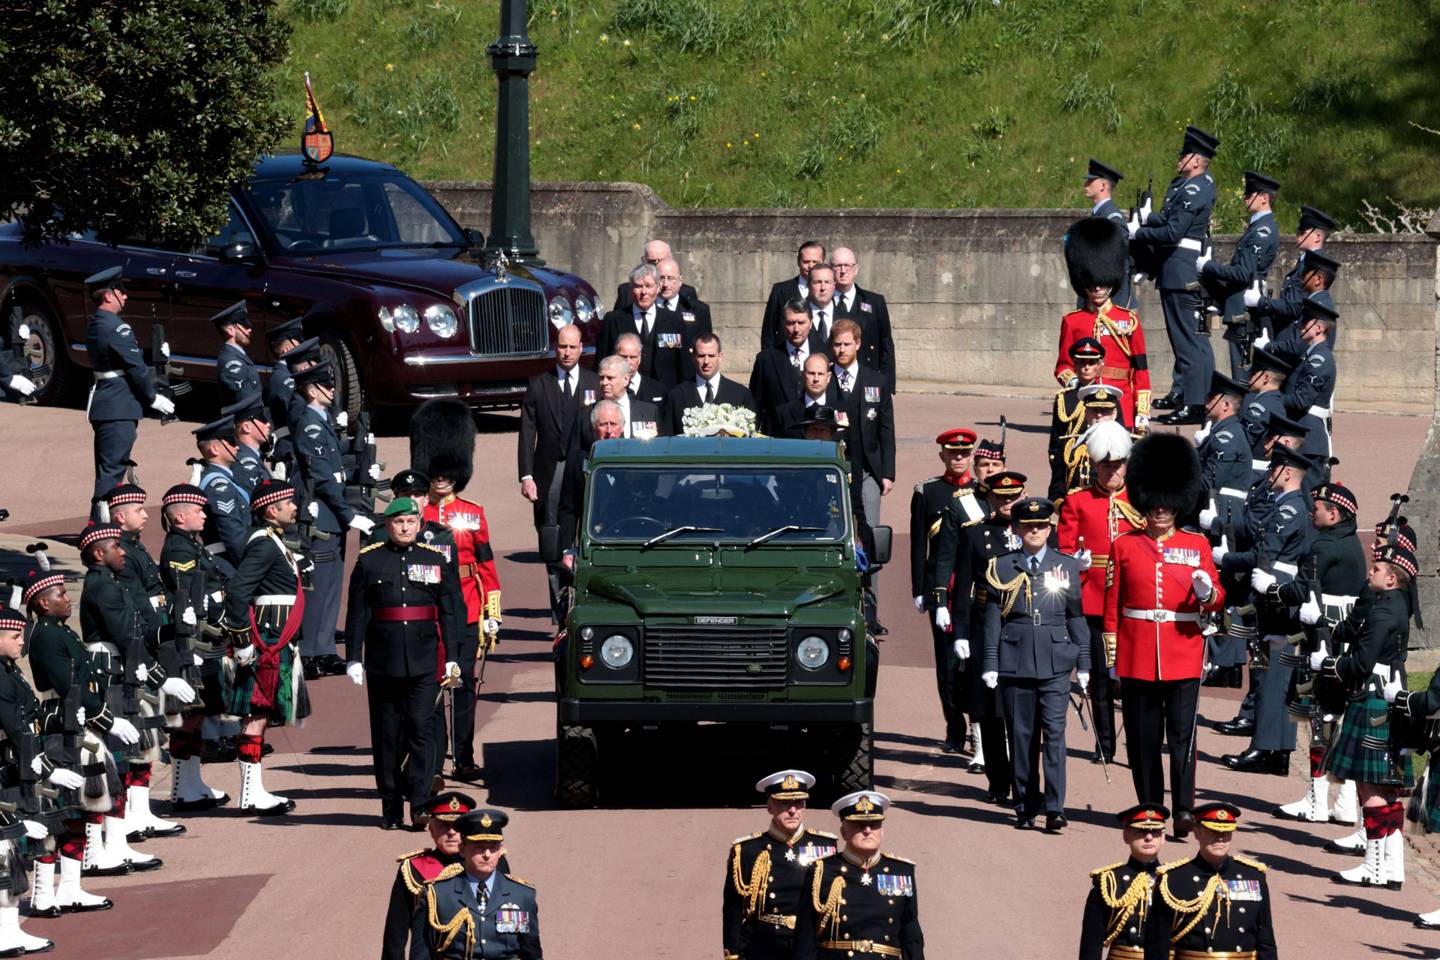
[{"xmin": 0, "ymin": 0, "xmax": 291, "ymax": 245}]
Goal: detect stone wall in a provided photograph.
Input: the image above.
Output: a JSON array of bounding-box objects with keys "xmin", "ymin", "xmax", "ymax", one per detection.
[{"xmin": 429, "ymin": 180, "xmax": 1437, "ymax": 412}]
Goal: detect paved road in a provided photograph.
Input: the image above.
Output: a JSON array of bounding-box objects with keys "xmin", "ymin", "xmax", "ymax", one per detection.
[{"xmin": 0, "ymin": 392, "xmax": 1434, "ymax": 958}]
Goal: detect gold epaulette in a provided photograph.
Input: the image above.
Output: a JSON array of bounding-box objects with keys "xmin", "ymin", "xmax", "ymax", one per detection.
[
  {"xmin": 1055, "ymin": 390, "xmax": 1084, "ymax": 424},
  {"xmin": 358, "ymin": 542, "xmax": 384, "ymax": 554},
  {"xmin": 504, "ymin": 873, "xmax": 534, "ymax": 887},
  {"xmin": 807, "ymin": 829, "xmax": 838, "ymax": 840},
  {"xmin": 1232, "ymin": 854, "xmax": 1267, "ymax": 873},
  {"xmin": 882, "ymin": 852, "xmax": 915, "ymax": 865},
  {"xmin": 732, "ymin": 830, "xmax": 765, "ymax": 845},
  {"xmin": 961, "ymin": 516, "xmax": 984, "ymax": 528},
  {"xmin": 434, "ymin": 863, "xmax": 465, "ymax": 882},
  {"xmin": 416, "ymin": 542, "xmax": 447, "ymax": 555},
  {"xmin": 1089, "ymin": 860, "xmax": 1127, "ymax": 878},
  {"xmin": 396, "ymin": 848, "xmax": 428, "ymax": 863},
  {"xmin": 168, "ymin": 559, "xmax": 196, "ymax": 572},
  {"xmin": 914, "ymin": 476, "xmax": 939, "ymax": 495},
  {"xmin": 1155, "ymin": 859, "xmax": 1187, "ymax": 875}
]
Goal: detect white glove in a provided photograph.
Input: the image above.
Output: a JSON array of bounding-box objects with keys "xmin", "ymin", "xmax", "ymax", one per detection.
[
  {"xmin": 348, "ymin": 515, "xmax": 376, "ymax": 535},
  {"xmin": 161, "ymin": 677, "xmax": 196, "ymax": 703},
  {"xmin": 1126, "ymin": 216, "xmax": 1140, "ymax": 239},
  {"xmin": 233, "ymin": 644, "xmax": 258, "ymax": 666},
  {"xmin": 1139, "ymin": 197, "xmax": 1152, "ymax": 221},
  {"xmin": 160, "ymin": 340, "xmax": 171, "ymax": 359},
  {"xmin": 1134, "ymin": 415, "xmax": 1149, "ymax": 433},
  {"xmin": 1196, "ymin": 250, "xmax": 1212, "ymax": 272},
  {"xmin": 443, "ymin": 661, "xmax": 460, "ymax": 681},
  {"xmin": 1384, "ymin": 674, "xmax": 1403, "ymax": 703},
  {"xmin": 76, "ymin": 707, "xmax": 85, "ymax": 726},
  {"xmin": 368, "ymin": 462, "xmax": 382, "ymax": 481},
  {"xmin": 1191, "ymin": 569, "xmax": 1214, "ymax": 601},
  {"xmin": 108, "ymin": 716, "xmax": 140, "ymax": 745},
  {"xmin": 134, "ymin": 662, "xmax": 148, "ymax": 683},
  {"xmin": 1076, "ymin": 549, "xmax": 1093, "ymax": 572},
  {"xmin": 1065, "ymin": 376, "xmax": 1078, "ymax": 389},
  {"xmin": 954, "ymin": 638, "xmax": 971, "ymax": 660},
  {"xmin": 913, "ymin": 595, "xmax": 925, "ymax": 613},
  {"xmin": 1243, "ymin": 288, "xmax": 1262, "ymax": 308},
  {"xmin": 181, "ymin": 606, "xmax": 197, "ymax": 627},
  {"xmin": 7, "ymin": 375, "xmax": 35, "ymax": 396},
  {"xmin": 194, "ymin": 653, "xmax": 204, "ymax": 667},
  {"xmin": 1250, "ymin": 568, "xmax": 1276, "ymax": 593},
  {"xmin": 1198, "ymin": 507, "xmax": 1218, "ymax": 532},
  {"xmin": 22, "ymin": 820, "xmax": 46, "ymax": 840},
  {"xmin": 1077, "ymin": 671, "xmax": 1091, "ymax": 689},
  {"xmin": 335, "ymin": 410, "xmax": 348, "ymax": 430},
  {"xmin": 982, "ymin": 671, "xmax": 999, "ymax": 689},
  {"xmin": 346, "ymin": 662, "xmax": 364, "ymax": 686},
  {"xmin": 934, "ymin": 606, "xmax": 951, "ymax": 631},
  {"xmin": 307, "ymin": 500, "xmax": 319, "ymax": 520},
  {"xmin": 29, "ymin": 754, "xmax": 43, "ymax": 776},
  {"xmin": 1309, "ymin": 650, "xmax": 1325, "ymax": 670},
  {"xmin": 46, "ymin": 768, "xmax": 84, "ymax": 791},
  {"xmin": 151, "ymin": 394, "xmax": 176, "ymax": 416},
  {"xmin": 1254, "ymin": 330, "xmax": 1271, "ymax": 350},
  {"xmin": 483, "ymin": 618, "xmax": 501, "ymax": 637},
  {"xmin": 1193, "ymin": 422, "xmax": 1212, "ymax": 445},
  {"xmin": 1299, "ymin": 596, "xmax": 1322, "ymax": 625},
  {"xmin": 1212, "ymin": 545, "xmax": 1227, "ymax": 564}
]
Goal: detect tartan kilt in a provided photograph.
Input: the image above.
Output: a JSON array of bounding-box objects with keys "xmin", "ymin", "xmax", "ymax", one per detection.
[
  {"xmin": 222, "ymin": 625, "xmax": 311, "ymax": 726},
  {"xmin": 1326, "ymin": 692, "xmax": 1413, "ymax": 789},
  {"xmin": 1420, "ymin": 763, "xmax": 1440, "ymax": 833}
]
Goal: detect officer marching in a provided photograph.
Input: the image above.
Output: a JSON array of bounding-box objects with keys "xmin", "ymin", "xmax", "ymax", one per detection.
[
  {"xmin": 723, "ymin": 769, "xmax": 838, "ymax": 960},
  {"xmin": 793, "ymin": 790, "xmax": 924, "ymax": 960},
  {"xmin": 1078, "ymin": 803, "xmax": 1168, "ymax": 960},
  {"xmin": 212, "ymin": 300, "xmax": 260, "ymax": 408},
  {"xmin": 382, "ymin": 790, "xmax": 480, "ymax": 960}
]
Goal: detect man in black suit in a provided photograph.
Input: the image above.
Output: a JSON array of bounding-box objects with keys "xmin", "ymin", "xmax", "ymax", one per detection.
[
  {"xmin": 576, "ymin": 355, "xmax": 665, "ymax": 449},
  {"xmin": 805, "ymin": 262, "xmax": 839, "ymax": 346},
  {"xmin": 749, "ymin": 299, "xmax": 828, "ymax": 435},
  {"xmin": 657, "ymin": 256, "xmax": 711, "ymax": 341},
  {"xmin": 663, "ymin": 333, "xmax": 756, "ymax": 436},
  {"xmin": 614, "ymin": 332, "xmax": 668, "ymax": 405},
  {"xmin": 832, "ymin": 318, "xmax": 896, "ymax": 632},
  {"xmin": 613, "ymin": 239, "xmax": 698, "ymax": 311},
  {"xmin": 774, "ymin": 352, "xmax": 843, "ymax": 439},
  {"xmin": 761, "ymin": 239, "xmax": 826, "ymax": 350},
  {"xmin": 555, "ymin": 399, "xmax": 625, "ymax": 563},
  {"xmin": 597, "ymin": 263, "xmax": 687, "ymax": 387},
  {"xmin": 518, "ymin": 324, "xmax": 598, "ymax": 619},
  {"xmin": 831, "ymin": 246, "xmax": 897, "ymax": 391}
]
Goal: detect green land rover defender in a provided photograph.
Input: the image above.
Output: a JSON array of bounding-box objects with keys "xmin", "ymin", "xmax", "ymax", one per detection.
[{"xmin": 544, "ymin": 437, "xmax": 885, "ymax": 808}]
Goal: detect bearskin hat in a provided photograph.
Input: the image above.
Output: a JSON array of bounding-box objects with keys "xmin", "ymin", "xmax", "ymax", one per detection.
[
  {"xmin": 1126, "ymin": 432, "xmax": 1203, "ymax": 516},
  {"xmin": 409, "ymin": 399, "xmax": 477, "ymax": 493},
  {"xmin": 1064, "ymin": 217, "xmax": 1129, "ymax": 299}
]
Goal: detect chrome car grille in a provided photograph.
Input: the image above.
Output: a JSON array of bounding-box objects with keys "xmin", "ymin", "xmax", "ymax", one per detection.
[
  {"xmin": 466, "ymin": 287, "xmax": 548, "ymax": 356},
  {"xmin": 643, "ymin": 625, "xmax": 789, "ymax": 690}
]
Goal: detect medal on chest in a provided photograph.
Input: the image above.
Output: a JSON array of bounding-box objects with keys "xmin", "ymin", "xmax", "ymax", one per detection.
[
  {"xmin": 1162, "ymin": 546, "xmax": 1200, "ymax": 567},
  {"xmin": 406, "ymin": 563, "xmax": 441, "ymax": 584}
]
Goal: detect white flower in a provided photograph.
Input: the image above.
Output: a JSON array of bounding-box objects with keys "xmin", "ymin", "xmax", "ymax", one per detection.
[{"xmin": 681, "ymin": 403, "xmax": 761, "ymax": 438}]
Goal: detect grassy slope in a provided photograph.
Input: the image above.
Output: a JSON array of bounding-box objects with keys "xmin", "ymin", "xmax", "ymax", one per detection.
[{"xmin": 282, "ymin": 0, "xmax": 1440, "ymax": 231}]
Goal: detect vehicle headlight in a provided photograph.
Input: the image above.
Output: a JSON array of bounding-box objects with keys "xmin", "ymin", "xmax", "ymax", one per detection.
[
  {"xmin": 378, "ymin": 306, "xmax": 395, "ymax": 333},
  {"xmin": 590, "ymin": 294, "xmax": 604, "ymax": 320},
  {"xmin": 574, "ymin": 294, "xmax": 592, "ymax": 326},
  {"xmin": 392, "ymin": 304, "xmax": 420, "ymax": 334},
  {"xmin": 795, "ymin": 635, "xmax": 830, "ymax": 671},
  {"xmin": 599, "ymin": 634, "xmax": 634, "ymax": 669},
  {"xmin": 548, "ymin": 295, "xmax": 573, "ymax": 329},
  {"xmin": 425, "ymin": 304, "xmax": 459, "ymax": 339}
]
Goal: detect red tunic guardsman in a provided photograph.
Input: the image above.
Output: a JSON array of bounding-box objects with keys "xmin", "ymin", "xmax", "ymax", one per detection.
[
  {"xmin": 1058, "ymin": 217, "xmax": 1152, "ymax": 429},
  {"xmin": 1101, "ymin": 434, "xmax": 1223, "ymax": 836}
]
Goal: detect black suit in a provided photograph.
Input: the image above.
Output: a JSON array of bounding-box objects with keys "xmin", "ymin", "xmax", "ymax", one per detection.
[
  {"xmin": 596, "ymin": 306, "xmax": 688, "ymax": 386},
  {"xmin": 760, "ymin": 276, "xmax": 805, "ymax": 350},
  {"xmin": 773, "ymin": 387, "xmax": 843, "ymax": 438},
  {"xmin": 518, "ymin": 367, "xmax": 599, "ymax": 525},
  {"xmin": 661, "ymin": 293, "xmax": 712, "ymax": 341},
  {"xmin": 662, "ymin": 377, "xmax": 756, "ymax": 437},
  {"xmin": 627, "ymin": 373, "xmax": 668, "ymax": 406},
  {"xmin": 835, "ymin": 364, "xmax": 896, "ymax": 488},
  {"xmin": 834, "ymin": 285, "xmax": 896, "ymax": 390},
  {"xmin": 615, "ymin": 280, "xmax": 698, "ymax": 313},
  {"xmin": 748, "ymin": 347, "xmax": 814, "ymax": 435}
]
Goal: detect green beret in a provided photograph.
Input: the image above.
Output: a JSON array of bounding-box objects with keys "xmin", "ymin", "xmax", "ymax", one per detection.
[{"xmin": 384, "ymin": 497, "xmax": 420, "ymax": 518}]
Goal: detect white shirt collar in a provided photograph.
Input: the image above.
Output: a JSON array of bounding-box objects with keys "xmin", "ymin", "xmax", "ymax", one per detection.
[
  {"xmin": 796, "ymin": 276, "xmax": 809, "ymax": 299},
  {"xmin": 1250, "ymin": 209, "xmax": 1271, "ymax": 224},
  {"xmin": 615, "ymin": 392, "xmax": 631, "ymax": 415},
  {"xmin": 804, "ymin": 392, "xmax": 826, "ymax": 407},
  {"xmin": 1091, "ymin": 198, "xmax": 1109, "ymax": 214},
  {"xmin": 308, "ymin": 403, "xmax": 329, "ymax": 421},
  {"xmin": 664, "ymin": 295, "xmax": 680, "ymax": 312},
  {"xmin": 696, "ymin": 373, "xmax": 722, "ymax": 392},
  {"xmin": 1024, "ymin": 546, "xmax": 1047, "ymax": 567},
  {"xmin": 633, "ymin": 304, "xmax": 655, "ymax": 324},
  {"xmin": 838, "ymin": 360, "xmax": 859, "ymax": 379},
  {"xmin": 837, "ymin": 287, "xmax": 854, "ymax": 309},
  {"xmin": 556, "ymin": 364, "xmax": 574, "ymax": 383},
  {"xmin": 789, "ymin": 340, "xmax": 809, "ymax": 357}
]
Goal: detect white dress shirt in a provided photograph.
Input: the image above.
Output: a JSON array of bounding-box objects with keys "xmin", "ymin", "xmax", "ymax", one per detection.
[{"xmin": 632, "ymin": 304, "xmax": 656, "ymax": 336}]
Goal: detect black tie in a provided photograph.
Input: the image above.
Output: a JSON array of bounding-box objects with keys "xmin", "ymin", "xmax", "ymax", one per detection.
[
  {"xmin": 477, "ymin": 883, "xmax": 488, "ymax": 917},
  {"xmin": 703, "ymin": 382, "xmax": 713, "ymax": 404},
  {"xmin": 1029, "ymin": 556, "xmax": 1040, "ymax": 577},
  {"xmin": 562, "ymin": 374, "xmax": 573, "ymax": 399}
]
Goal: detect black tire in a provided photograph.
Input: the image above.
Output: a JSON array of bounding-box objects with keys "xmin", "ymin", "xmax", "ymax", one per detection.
[
  {"xmin": 317, "ymin": 330, "xmax": 363, "ymax": 422},
  {"xmin": 13, "ymin": 295, "xmax": 76, "ymax": 404},
  {"xmin": 835, "ymin": 722, "xmax": 873, "ymax": 794},
  {"xmin": 555, "ymin": 723, "xmax": 598, "ymax": 808}
]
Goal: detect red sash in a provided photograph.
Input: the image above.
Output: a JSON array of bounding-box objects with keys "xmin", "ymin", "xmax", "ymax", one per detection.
[{"xmin": 246, "ymin": 570, "xmax": 306, "ymax": 710}]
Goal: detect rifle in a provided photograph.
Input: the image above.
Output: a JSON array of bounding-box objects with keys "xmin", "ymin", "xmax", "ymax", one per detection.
[
  {"xmin": 5, "ymin": 296, "xmax": 48, "ymax": 404},
  {"xmin": 1382, "ymin": 493, "xmax": 1410, "ymax": 546},
  {"xmin": 148, "ymin": 324, "xmax": 191, "ymax": 423},
  {"xmin": 341, "ymin": 410, "xmax": 391, "ymax": 515},
  {"xmin": 16, "ymin": 731, "xmax": 68, "ymax": 834},
  {"xmin": 1223, "ymin": 280, "xmax": 1263, "ymax": 367},
  {"xmin": 161, "ymin": 564, "xmax": 208, "ymax": 724}
]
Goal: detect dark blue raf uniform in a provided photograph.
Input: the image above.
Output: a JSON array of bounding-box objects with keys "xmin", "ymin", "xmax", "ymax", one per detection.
[
  {"xmin": 1250, "ymin": 205, "xmax": 1337, "ymax": 345},
  {"xmin": 292, "ymin": 361, "xmax": 357, "ymax": 660},
  {"xmin": 1133, "ymin": 126, "xmax": 1219, "ymax": 410},
  {"xmin": 981, "ymin": 498, "xmax": 1088, "ymax": 827},
  {"xmin": 1282, "ymin": 299, "xmax": 1338, "ymax": 464},
  {"xmin": 263, "ymin": 329, "xmax": 315, "ymax": 481},
  {"xmin": 211, "ymin": 301, "xmax": 260, "ymax": 409},
  {"xmin": 1199, "ymin": 374, "xmax": 1258, "ymax": 671},
  {"xmin": 223, "ymin": 392, "xmax": 274, "ymax": 497},
  {"xmin": 196, "ymin": 419, "xmax": 249, "ymax": 574},
  {"xmin": 412, "ymin": 809, "xmax": 542, "ymax": 960},
  {"xmin": 1084, "ymin": 160, "xmax": 1138, "ymax": 311},
  {"xmin": 84, "ymin": 267, "xmax": 157, "ymax": 516},
  {"xmin": 1202, "ymin": 171, "xmax": 1281, "ymax": 378}
]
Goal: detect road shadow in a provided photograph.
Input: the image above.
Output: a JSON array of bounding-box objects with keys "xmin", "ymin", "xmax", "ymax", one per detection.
[
  {"xmin": 306, "ymin": 744, "xmax": 371, "ymax": 756},
  {"xmin": 487, "ymin": 649, "xmax": 553, "ymax": 665},
  {"xmin": 249, "ymin": 811, "xmax": 383, "ymax": 829},
  {"xmin": 272, "ymin": 762, "xmax": 368, "ymax": 777},
  {"xmin": 279, "ymin": 786, "xmax": 376, "ymax": 802},
  {"xmin": 1289, "ymin": 890, "xmax": 1424, "ymax": 924},
  {"xmin": 874, "ymin": 744, "xmax": 970, "ymax": 770},
  {"xmin": 478, "ymin": 690, "xmax": 554, "ymax": 704}
]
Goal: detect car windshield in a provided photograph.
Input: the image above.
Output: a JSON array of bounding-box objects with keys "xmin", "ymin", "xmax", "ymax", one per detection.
[
  {"xmin": 243, "ymin": 171, "xmax": 466, "ymax": 253},
  {"xmin": 586, "ymin": 466, "xmax": 849, "ymax": 543}
]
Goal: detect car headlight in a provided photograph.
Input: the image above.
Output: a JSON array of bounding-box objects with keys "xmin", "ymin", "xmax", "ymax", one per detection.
[
  {"xmin": 378, "ymin": 306, "xmax": 395, "ymax": 333},
  {"xmin": 425, "ymin": 304, "xmax": 459, "ymax": 339},
  {"xmin": 392, "ymin": 304, "xmax": 420, "ymax": 334},
  {"xmin": 548, "ymin": 295, "xmax": 573, "ymax": 329},
  {"xmin": 795, "ymin": 635, "xmax": 830, "ymax": 671},
  {"xmin": 599, "ymin": 634, "xmax": 634, "ymax": 669},
  {"xmin": 574, "ymin": 294, "xmax": 592, "ymax": 326}
]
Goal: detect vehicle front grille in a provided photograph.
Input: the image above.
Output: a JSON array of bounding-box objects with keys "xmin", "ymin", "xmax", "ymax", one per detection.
[
  {"xmin": 466, "ymin": 286, "xmax": 548, "ymax": 357},
  {"xmin": 643, "ymin": 625, "xmax": 789, "ymax": 690}
]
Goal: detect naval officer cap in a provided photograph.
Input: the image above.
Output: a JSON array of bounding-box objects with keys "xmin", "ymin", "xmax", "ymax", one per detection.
[
  {"xmin": 291, "ymin": 361, "xmax": 335, "ymax": 388},
  {"xmin": 1012, "ymin": 497, "xmax": 1056, "ymax": 525},
  {"xmin": 1297, "ymin": 205, "xmax": 1336, "ymax": 234},
  {"xmin": 192, "ymin": 416, "xmax": 237, "ymax": 443},
  {"xmin": 831, "ymin": 790, "xmax": 889, "ymax": 822},
  {"xmin": 1207, "ymin": 371, "xmax": 1249, "ymax": 398},
  {"xmin": 266, "ymin": 316, "xmax": 306, "ymax": 345},
  {"xmin": 756, "ymin": 769, "xmax": 815, "ymax": 801},
  {"xmin": 222, "ymin": 391, "xmax": 269, "ymax": 424}
]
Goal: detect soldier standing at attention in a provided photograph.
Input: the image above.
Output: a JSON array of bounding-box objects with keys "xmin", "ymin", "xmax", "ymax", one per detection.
[
  {"xmin": 909, "ymin": 429, "xmax": 983, "ymax": 753},
  {"xmin": 1197, "ymin": 171, "xmax": 1280, "ymax": 379},
  {"xmin": 211, "ymin": 301, "xmax": 260, "ymax": 409},
  {"xmin": 1080, "ymin": 159, "xmax": 1137, "ymax": 310},
  {"xmin": 1144, "ymin": 802, "xmax": 1276, "ymax": 960},
  {"xmin": 344, "ymin": 498, "xmax": 462, "ymax": 830},
  {"xmin": 84, "ymin": 266, "xmax": 172, "ymax": 519},
  {"xmin": 1130, "ymin": 126, "xmax": 1220, "ymax": 426},
  {"xmin": 793, "ymin": 790, "xmax": 923, "ymax": 960},
  {"xmin": 723, "ymin": 770, "xmax": 837, "ymax": 960},
  {"xmin": 1078, "ymin": 803, "xmax": 1168, "ymax": 960}
]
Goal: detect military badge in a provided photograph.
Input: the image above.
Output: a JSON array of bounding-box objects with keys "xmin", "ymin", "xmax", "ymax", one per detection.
[
  {"xmin": 681, "ymin": 311, "xmax": 696, "ymax": 323},
  {"xmin": 658, "ymin": 333, "xmax": 682, "ymax": 349},
  {"xmin": 495, "ymin": 908, "xmax": 531, "ymax": 933},
  {"xmin": 406, "ymin": 564, "xmax": 441, "ymax": 584},
  {"xmin": 582, "ymin": 389, "xmax": 595, "ymax": 405},
  {"xmin": 876, "ymin": 874, "xmax": 914, "ymax": 896},
  {"xmin": 301, "ymin": 72, "xmax": 334, "ymax": 164},
  {"xmin": 860, "ymin": 301, "xmax": 873, "ymax": 313},
  {"xmin": 863, "ymin": 386, "xmax": 880, "ymax": 403},
  {"xmin": 1224, "ymin": 879, "xmax": 1263, "ymax": 901},
  {"xmin": 632, "ymin": 421, "xmax": 659, "ymax": 440},
  {"xmin": 1162, "ymin": 547, "xmax": 1201, "ymax": 567}
]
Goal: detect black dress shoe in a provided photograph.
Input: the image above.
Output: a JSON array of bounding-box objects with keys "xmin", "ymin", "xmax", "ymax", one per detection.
[
  {"xmin": 1014, "ymin": 813, "xmax": 1034, "ymax": 830},
  {"xmin": 380, "ymin": 816, "xmax": 402, "ymax": 831},
  {"xmin": 1045, "ymin": 813, "xmax": 1068, "ymax": 834},
  {"xmin": 984, "ymin": 789, "xmax": 1011, "ymax": 806},
  {"xmin": 302, "ymin": 658, "xmax": 322, "ymax": 682},
  {"xmin": 1214, "ymin": 717, "xmax": 1255, "ymax": 737},
  {"xmin": 1152, "ymin": 394, "xmax": 1182, "ymax": 411},
  {"xmin": 1173, "ymin": 810, "xmax": 1194, "ymax": 840},
  {"xmin": 320, "ymin": 654, "xmax": 349, "ymax": 676},
  {"xmin": 870, "ymin": 622, "xmax": 889, "ymax": 637},
  {"xmin": 1157, "ymin": 405, "xmax": 1206, "ymax": 425},
  {"xmin": 450, "ymin": 764, "xmax": 484, "ymax": 783},
  {"xmin": 1222, "ymin": 748, "xmax": 1264, "ymax": 769},
  {"xmin": 940, "ymin": 740, "xmax": 961, "ymax": 755},
  {"xmin": 127, "ymin": 856, "xmax": 163, "ymax": 872},
  {"xmin": 59, "ymin": 898, "xmax": 113, "ymax": 914}
]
